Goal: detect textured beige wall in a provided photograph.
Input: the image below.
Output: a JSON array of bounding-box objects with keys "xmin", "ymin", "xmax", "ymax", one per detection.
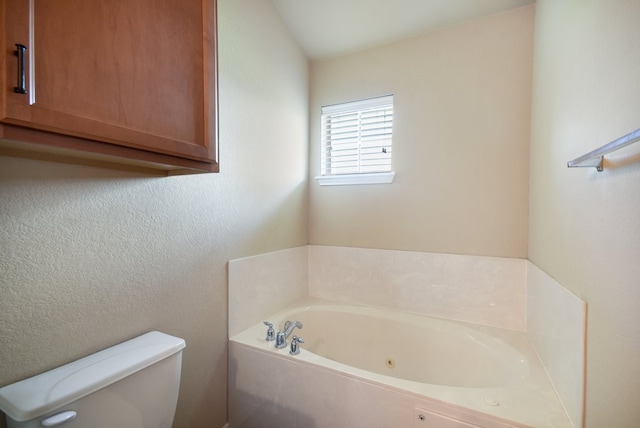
[
  {"xmin": 0, "ymin": 1, "xmax": 308, "ymax": 427},
  {"xmin": 529, "ymin": 1, "xmax": 640, "ymax": 427},
  {"xmin": 309, "ymin": 6, "xmax": 534, "ymax": 258}
]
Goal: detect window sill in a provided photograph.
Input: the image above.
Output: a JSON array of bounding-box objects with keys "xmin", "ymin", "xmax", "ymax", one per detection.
[{"xmin": 315, "ymin": 172, "xmax": 396, "ymax": 186}]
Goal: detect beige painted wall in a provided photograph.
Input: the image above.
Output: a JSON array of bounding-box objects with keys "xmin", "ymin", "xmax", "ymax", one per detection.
[
  {"xmin": 0, "ymin": 1, "xmax": 308, "ymax": 427},
  {"xmin": 309, "ymin": 6, "xmax": 534, "ymax": 258},
  {"xmin": 529, "ymin": 1, "xmax": 640, "ymax": 427}
]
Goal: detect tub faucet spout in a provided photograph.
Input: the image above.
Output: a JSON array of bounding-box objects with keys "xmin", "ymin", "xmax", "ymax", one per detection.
[
  {"xmin": 284, "ymin": 320, "xmax": 303, "ymax": 338},
  {"xmin": 275, "ymin": 320, "xmax": 303, "ymax": 349}
]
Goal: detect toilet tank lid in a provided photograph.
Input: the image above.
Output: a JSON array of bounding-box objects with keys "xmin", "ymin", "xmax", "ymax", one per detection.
[{"xmin": 0, "ymin": 331, "xmax": 185, "ymax": 422}]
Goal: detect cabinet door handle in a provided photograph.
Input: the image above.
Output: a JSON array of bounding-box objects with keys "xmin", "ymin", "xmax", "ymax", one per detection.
[{"xmin": 13, "ymin": 44, "xmax": 28, "ymax": 94}]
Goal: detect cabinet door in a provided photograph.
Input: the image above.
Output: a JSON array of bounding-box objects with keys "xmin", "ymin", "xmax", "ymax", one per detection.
[{"xmin": 2, "ymin": 0, "xmax": 217, "ymax": 171}]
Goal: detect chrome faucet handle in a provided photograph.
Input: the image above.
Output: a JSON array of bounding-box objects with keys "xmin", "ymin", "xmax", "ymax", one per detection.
[
  {"xmin": 263, "ymin": 321, "xmax": 275, "ymax": 341},
  {"xmin": 289, "ymin": 336, "xmax": 304, "ymax": 355}
]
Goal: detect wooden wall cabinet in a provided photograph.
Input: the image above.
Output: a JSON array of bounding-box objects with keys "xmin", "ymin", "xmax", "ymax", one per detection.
[{"xmin": 1, "ymin": 0, "xmax": 218, "ymax": 174}]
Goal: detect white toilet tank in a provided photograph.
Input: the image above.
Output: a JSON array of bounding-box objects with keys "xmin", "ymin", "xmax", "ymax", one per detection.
[{"xmin": 0, "ymin": 331, "xmax": 185, "ymax": 428}]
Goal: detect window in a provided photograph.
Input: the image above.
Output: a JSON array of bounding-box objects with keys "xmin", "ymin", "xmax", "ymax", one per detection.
[{"xmin": 317, "ymin": 95, "xmax": 395, "ymax": 186}]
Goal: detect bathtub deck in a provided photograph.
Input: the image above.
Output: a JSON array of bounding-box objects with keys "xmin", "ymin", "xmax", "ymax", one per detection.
[{"xmin": 229, "ymin": 298, "xmax": 573, "ymax": 428}]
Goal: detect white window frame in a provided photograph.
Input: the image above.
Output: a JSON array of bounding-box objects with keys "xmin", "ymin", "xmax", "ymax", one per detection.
[{"xmin": 316, "ymin": 95, "xmax": 395, "ymax": 186}]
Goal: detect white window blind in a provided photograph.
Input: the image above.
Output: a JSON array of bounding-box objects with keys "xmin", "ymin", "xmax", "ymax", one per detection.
[{"xmin": 321, "ymin": 95, "xmax": 394, "ymax": 177}]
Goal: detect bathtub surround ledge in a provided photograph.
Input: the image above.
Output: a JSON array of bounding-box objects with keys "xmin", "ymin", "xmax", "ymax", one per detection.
[
  {"xmin": 228, "ymin": 246, "xmax": 308, "ymax": 337},
  {"xmin": 526, "ymin": 262, "xmax": 586, "ymax": 428},
  {"xmin": 308, "ymin": 245, "xmax": 527, "ymax": 330}
]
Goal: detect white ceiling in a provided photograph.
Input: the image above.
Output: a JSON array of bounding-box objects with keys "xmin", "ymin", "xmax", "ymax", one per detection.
[{"xmin": 271, "ymin": 0, "xmax": 535, "ymax": 60}]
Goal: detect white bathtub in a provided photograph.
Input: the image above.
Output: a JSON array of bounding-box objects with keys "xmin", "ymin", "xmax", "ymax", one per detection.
[{"xmin": 229, "ymin": 299, "xmax": 573, "ymax": 428}]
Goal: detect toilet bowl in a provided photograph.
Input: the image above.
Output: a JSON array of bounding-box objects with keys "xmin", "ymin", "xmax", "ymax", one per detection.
[{"xmin": 0, "ymin": 331, "xmax": 185, "ymax": 428}]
